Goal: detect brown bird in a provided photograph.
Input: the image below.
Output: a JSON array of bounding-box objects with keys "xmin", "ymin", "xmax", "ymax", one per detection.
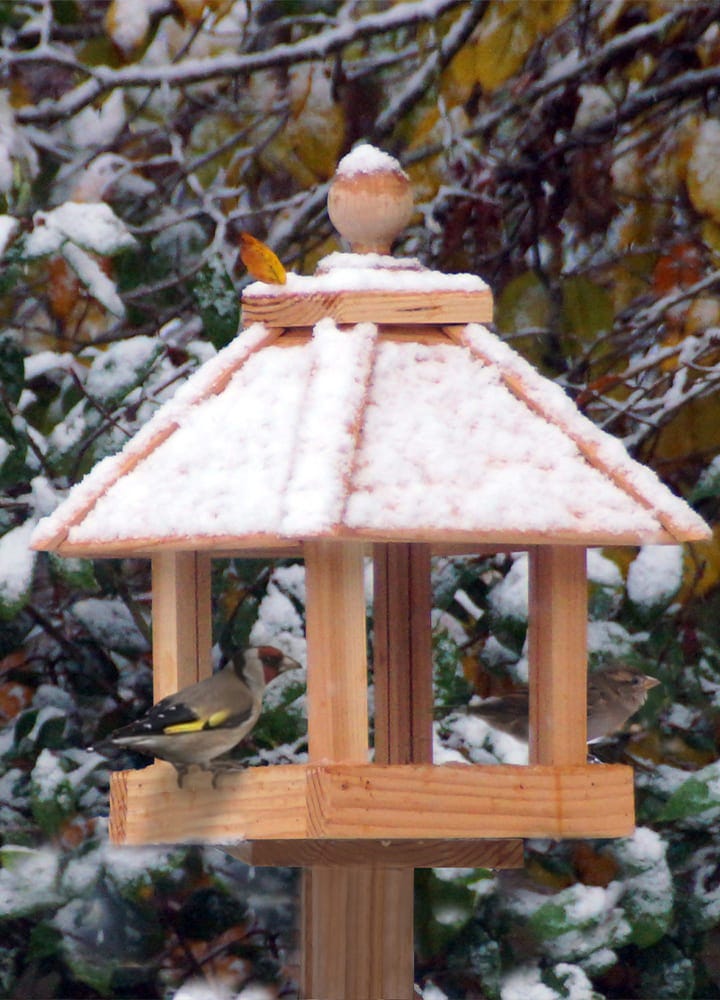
[
  {"xmin": 98, "ymin": 646, "xmax": 299, "ymax": 786},
  {"xmin": 468, "ymin": 663, "xmax": 660, "ymax": 744}
]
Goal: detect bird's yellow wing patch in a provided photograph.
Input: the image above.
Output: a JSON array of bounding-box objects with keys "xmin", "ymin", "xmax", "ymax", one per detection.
[{"xmin": 164, "ymin": 709, "xmax": 231, "ymax": 734}]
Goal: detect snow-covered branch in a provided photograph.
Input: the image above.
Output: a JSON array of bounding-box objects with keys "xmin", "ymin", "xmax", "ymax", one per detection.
[{"xmin": 13, "ymin": 0, "xmax": 468, "ymax": 125}]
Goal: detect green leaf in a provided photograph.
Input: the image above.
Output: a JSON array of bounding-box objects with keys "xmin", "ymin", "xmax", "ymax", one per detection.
[
  {"xmin": 562, "ymin": 276, "xmax": 613, "ymax": 343},
  {"xmin": 0, "ymin": 403, "xmax": 29, "ymax": 491},
  {"xmin": 193, "ymin": 255, "xmax": 240, "ymax": 349},
  {"xmin": 657, "ymin": 762, "xmax": 720, "ymax": 822},
  {"xmin": 28, "ymin": 923, "xmax": 63, "ymax": 962},
  {"xmin": 0, "ymin": 333, "xmax": 26, "ymax": 405},
  {"xmin": 177, "ymin": 886, "xmax": 246, "ymax": 941},
  {"xmin": 13, "ymin": 708, "xmax": 38, "ymax": 745},
  {"xmin": 495, "ymin": 270, "xmax": 552, "ymax": 337},
  {"xmin": 48, "ymin": 552, "xmax": 99, "ymax": 590}
]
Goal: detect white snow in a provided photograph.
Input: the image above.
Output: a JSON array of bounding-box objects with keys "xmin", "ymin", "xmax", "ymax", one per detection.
[
  {"xmin": 244, "ymin": 264, "xmax": 488, "ymax": 296},
  {"xmin": 105, "ymin": 0, "xmax": 151, "ymax": 54},
  {"xmin": 488, "ymin": 553, "xmax": 528, "ymax": 622},
  {"xmin": 0, "ymin": 215, "xmax": 18, "ymax": 255},
  {"xmin": 68, "ymin": 93, "xmax": 127, "ymax": 151},
  {"xmin": 587, "ymin": 549, "xmax": 623, "ymax": 587},
  {"xmin": 31, "ymin": 748, "xmax": 73, "ymax": 802},
  {"xmin": 32, "ymin": 318, "xmax": 709, "ymax": 551},
  {"xmin": 501, "ymin": 965, "xmax": 559, "ymax": 1000},
  {"xmin": 280, "ymin": 320, "xmax": 376, "ymax": 533},
  {"xmin": 421, "ymin": 984, "xmax": 448, "ymax": 1000},
  {"xmin": 461, "ymin": 324, "xmax": 710, "ymax": 539},
  {"xmin": 85, "ymin": 335, "xmax": 160, "ymax": 400},
  {"xmin": 26, "ymin": 202, "xmax": 136, "ymax": 257},
  {"xmin": 62, "ymin": 241, "xmax": 126, "ymax": 316},
  {"xmin": 0, "ymin": 845, "xmax": 62, "ymax": 916},
  {"xmin": 0, "ymin": 519, "xmax": 36, "ymax": 609},
  {"xmin": 574, "ymin": 84, "xmax": 615, "ymax": 130},
  {"xmin": 70, "ymin": 597, "xmax": 150, "ymax": 652},
  {"xmin": 335, "ymin": 143, "xmax": 407, "ymax": 179},
  {"xmin": 627, "ymin": 544, "xmax": 684, "ymax": 607}
]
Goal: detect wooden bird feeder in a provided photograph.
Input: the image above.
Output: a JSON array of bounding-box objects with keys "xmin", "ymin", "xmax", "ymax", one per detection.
[{"xmin": 32, "ymin": 144, "xmax": 711, "ymax": 999}]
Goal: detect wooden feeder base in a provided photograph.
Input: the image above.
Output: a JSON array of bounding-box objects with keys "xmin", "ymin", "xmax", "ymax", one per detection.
[{"xmin": 109, "ymin": 761, "xmax": 634, "ymax": 866}]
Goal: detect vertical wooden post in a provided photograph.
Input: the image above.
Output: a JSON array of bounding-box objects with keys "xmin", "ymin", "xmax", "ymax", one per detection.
[
  {"xmin": 151, "ymin": 551, "xmax": 212, "ymax": 700},
  {"xmin": 373, "ymin": 543, "xmax": 434, "ymax": 766},
  {"xmin": 302, "ymin": 540, "xmax": 375, "ymax": 999},
  {"xmin": 528, "ymin": 546, "xmax": 588, "ymax": 765},
  {"xmin": 304, "ymin": 541, "xmax": 369, "ymax": 763},
  {"xmin": 363, "ymin": 541, "xmax": 434, "ymax": 1000}
]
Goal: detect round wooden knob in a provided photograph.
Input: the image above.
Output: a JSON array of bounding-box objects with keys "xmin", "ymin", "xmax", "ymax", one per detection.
[{"xmin": 328, "ymin": 144, "xmax": 413, "ymax": 254}]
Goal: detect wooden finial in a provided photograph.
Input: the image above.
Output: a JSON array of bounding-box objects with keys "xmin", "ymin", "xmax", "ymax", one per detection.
[{"xmin": 328, "ymin": 144, "xmax": 413, "ymax": 255}]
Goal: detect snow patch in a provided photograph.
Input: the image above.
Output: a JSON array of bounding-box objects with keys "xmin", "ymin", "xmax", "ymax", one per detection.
[
  {"xmin": 0, "ymin": 520, "xmax": 36, "ymax": 609},
  {"xmin": 336, "ymin": 143, "xmax": 407, "ymax": 179},
  {"xmin": 627, "ymin": 544, "xmax": 684, "ymax": 607}
]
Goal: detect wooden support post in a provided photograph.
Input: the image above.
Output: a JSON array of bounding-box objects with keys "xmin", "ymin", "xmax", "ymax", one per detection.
[
  {"xmin": 373, "ymin": 543, "xmax": 434, "ymax": 765},
  {"xmin": 304, "ymin": 540, "xmax": 369, "ymax": 763},
  {"xmin": 151, "ymin": 551, "xmax": 212, "ymax": 700},
  {"xmin": 302, "ymin": 540, "xmax": 373, "ymax": 999},
  {"xmin": 528, "ymin": 546, "xmax": 588, "ymax": 765},
  {"xmin": 364, "ymin": 542, "xmax": 434, "ymax": 1000}
]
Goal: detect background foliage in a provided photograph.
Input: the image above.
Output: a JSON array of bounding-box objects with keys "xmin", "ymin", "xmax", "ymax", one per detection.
[{"xmin": 2, "ymin": 0, "xmax": 720, "ymax": 997}]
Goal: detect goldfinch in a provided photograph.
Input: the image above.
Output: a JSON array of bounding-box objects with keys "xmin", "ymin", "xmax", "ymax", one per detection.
[
  {"xmin": 98, "ymin": 645, "xmax": 299, "ymax": 786},
  {"xmin": 468, "ymin": 663, "xmax": 660, "ymax": 744}
]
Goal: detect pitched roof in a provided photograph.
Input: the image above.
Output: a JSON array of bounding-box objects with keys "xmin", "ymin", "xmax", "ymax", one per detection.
[{"xmin": 31, "ymin": 310, "xmax": 710, "ymax": 556}]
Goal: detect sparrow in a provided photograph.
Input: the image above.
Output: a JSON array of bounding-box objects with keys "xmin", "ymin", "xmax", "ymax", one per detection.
[
  {"xmin": 468, "ymin": 663, "xmax": 660, "ymax": 744},
  {"xmin": 97, "ymin": 645, "xmax": 299, "ymax": 786}
]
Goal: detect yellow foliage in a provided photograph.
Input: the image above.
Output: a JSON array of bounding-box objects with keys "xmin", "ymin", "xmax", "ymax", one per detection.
[
  {"xmin": 238, "ymin": 233, "xmax": 286, "ymax": 285},
  {"xmin": 470, "ymin": 1, "xmax": 571, "ymax": 92},
  {"xmin": 257, "ymin": 66, "xmax": 345, "ymax": 186},
  {"xmin": 104, "ymin": 0, "xmax": 150, "ymax": 57},
  {"xmin": 687, "ymin": 119, "xmax": 720, "ymax": 224},
  {"xmin": 653, "ymin": 394, "xmax": 720, "ymax": 468},
  {"xmin": 679, "ymin": 529, "xmax": 720, "ymax": 602}
]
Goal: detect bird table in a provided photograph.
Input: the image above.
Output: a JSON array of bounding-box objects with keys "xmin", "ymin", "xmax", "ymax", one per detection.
[{"xmin": 31, "ymin": 144, "xmax": 711, "ymax": 1000}]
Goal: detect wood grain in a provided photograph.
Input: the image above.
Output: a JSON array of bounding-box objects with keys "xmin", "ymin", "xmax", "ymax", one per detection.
[
  {"xmin": 304, "ymin": 540, "xmax": 369, "ymax": 762},
  {"xmin": 373, "ymin": 543, "xmax": 434, "ymax": 764},
  {"xmin": 227, "ymin": 838, "xmax": 523, "ymax": 868},
  {"xmin": 110, "ymin": 761, "xmax": 635, "ymax": 845},
  {"xmin": 151, "ymin": 551, "xmax": 212, "ymax": 700},
  {"xmin": 528, "ymin": 546, "xmax": 588, "ymax": 765},
  {"xmin": 241, "ymin": 288, "xmax": 493, "ymax": 328}
]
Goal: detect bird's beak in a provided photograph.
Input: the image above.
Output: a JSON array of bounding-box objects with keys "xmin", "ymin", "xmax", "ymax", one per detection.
[{"xmin": 643, "ymin": 676, "xmax": 661, "ymax": 691}]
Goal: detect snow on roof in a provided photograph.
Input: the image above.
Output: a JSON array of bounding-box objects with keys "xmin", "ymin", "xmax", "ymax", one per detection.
[{"xmin": 31, "ymin": 320, "xmax": 710, "ymax": 556}]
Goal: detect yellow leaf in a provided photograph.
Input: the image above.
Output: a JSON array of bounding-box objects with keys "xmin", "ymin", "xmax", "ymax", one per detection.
[
  {"xmin": 496, "ymin": 271, "xmax": 551, "ymax": 335},
  {"xmin": 239, "ymin": 233, "xmax": 286, "ymax": 285},
  {"xmin": 471, "ymin": 1, "xmax": 571, "ymax": 92},
  {"xmin": 680, "ymin": 529, "xmax": 720, "ymax": 601},
  {"xmin": 104, "ymin": 0, "xmax": 149, "ymax": 56},
  {"xmin": 687, "ymin": 119, "xmax": 720, "ymax": 224}
]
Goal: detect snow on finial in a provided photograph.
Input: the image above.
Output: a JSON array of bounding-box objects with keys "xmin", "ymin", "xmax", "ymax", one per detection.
[
  {"xmin": 335, "ymin": 143, "xmax": 409, "ymax": 180},
  {"xmin": 328, "ymin": 143, "xmax": 413, "ymax": 254}
]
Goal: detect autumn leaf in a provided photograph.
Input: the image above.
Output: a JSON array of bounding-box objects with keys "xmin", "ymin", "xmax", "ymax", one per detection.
[{"xmin": 238, "ymin": 232, "xmax": 287, "ymax": 285}]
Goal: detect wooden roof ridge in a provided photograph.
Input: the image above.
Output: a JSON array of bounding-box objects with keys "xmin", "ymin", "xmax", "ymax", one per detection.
[
  {"xmin": 451, "ymin": 323, "xmax": 710, "ymax": 542},
  {"xmin": 31, "ymin": 323, "xmax": 282, "ymax": 551}
]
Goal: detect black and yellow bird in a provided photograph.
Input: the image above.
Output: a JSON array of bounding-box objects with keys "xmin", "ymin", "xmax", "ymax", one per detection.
[{"xmin": 98, "ymin": 646, "xmax": 299, "ymax": 786}]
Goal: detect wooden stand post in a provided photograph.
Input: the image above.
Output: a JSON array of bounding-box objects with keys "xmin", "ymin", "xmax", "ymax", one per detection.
[
  {"xmin": 151, "ymin": 551, "xmax": 212, "ymax": 699},
  {"xmin": 301, "ymin": 540, "xmax": 373, "ymax": 999},
  {"xmin": 528, "ymin": 546, "xmax": 588, "ymax": 765},
  {"xmin": 300, "ymin": 542, "xmax": 432, "ymax": 1000}
]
